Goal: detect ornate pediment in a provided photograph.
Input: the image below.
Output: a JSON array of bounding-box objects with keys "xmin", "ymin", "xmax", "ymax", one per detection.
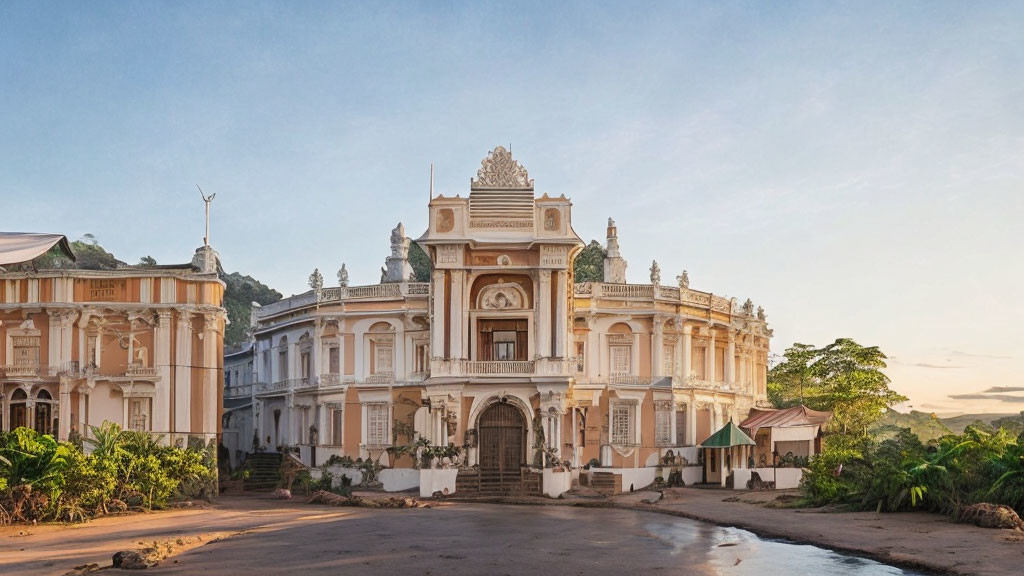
[{"xmin": 471, "ymin": 146, "xmax": 534, "ymax": 190}]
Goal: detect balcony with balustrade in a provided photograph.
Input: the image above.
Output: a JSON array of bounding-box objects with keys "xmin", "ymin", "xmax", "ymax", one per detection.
[{"xmin": 428, "ymin": 358, "xmax": 574, "ymax": 380}]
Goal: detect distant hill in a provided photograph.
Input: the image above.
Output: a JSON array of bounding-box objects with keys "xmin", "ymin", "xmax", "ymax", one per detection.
[
  {"xmin": 875, "ymin": 410, "xmax": 1023, "ymax": 442},
  {"xmin": 221, "ymin": 271, "xmax": 282, "ymax": 346}
]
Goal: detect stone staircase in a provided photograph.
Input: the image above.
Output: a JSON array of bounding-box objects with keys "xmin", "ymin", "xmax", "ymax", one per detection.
[
  {"xmin": 589, "ymin": 471, "xmax": 622, "ymax": 495},
  {"xmin": 456, "ymin": 469, "xmax": 542, "ymax": 496},
  {"xmin": 243, "ymin": 452, "xmax": 283, "ymax": 491}
]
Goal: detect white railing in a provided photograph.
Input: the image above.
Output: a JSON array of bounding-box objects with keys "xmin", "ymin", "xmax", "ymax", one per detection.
[
  {"xmin": 319, "ymin": 373, "xmax": 341, "ymax": 387},
  {"xmin": 464, "ymin": 361, "xmax": 535, "ymax": 374},
  {"xmin": 317, "ymin": 282, "xmax": 430, "ymax": 303},
  {"xmin": 600, "ymin": 284, "xmax": 654, "ymax": 299},
  {"xmin": 125, "ymin": 366, "xmax": 159, "ymax": 377},
  {"xmin": 364, "ymin": 372, "xmax": 395, "ymax": 384},
  {"xmin": 224, "ymin": 384, "xmax": 253, "ymax": 399},
  {"xmin": 406, "ymin": 283, "xmax": 430, "ymax": 295},
  {"xmin": 609, "ymin": 374, "xmax": 652, "ymax": 386}
]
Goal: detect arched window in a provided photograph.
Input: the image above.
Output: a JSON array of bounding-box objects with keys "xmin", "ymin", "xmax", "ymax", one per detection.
[{"xmin": 34, "ymin": 389, "xmax": 54, "ymax": 435}]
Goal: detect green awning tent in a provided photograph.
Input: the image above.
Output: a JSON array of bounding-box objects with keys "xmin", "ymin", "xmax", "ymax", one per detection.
[{"xmin": 700, "ymin": 421, "xmax": 755, "ymax": 448}]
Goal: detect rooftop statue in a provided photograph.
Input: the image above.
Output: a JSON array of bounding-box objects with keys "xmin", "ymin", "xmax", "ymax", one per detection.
[
  {"xmin": 742, "ymin": 298, "xmax": 754, "ymax": 314},
  {"xmin": 757, "ymin": 306, "xmax": 766, "ymax": 321},
  {"xmin": 308, "ymin": 268, "xmax": 323, "ymax": 292},
  {"xmin": 650, "ymin": 260, "xmax": 661, "ymax": 286},
  {"xmin": 337, "ymin": 263, "xmax": 349, "ymax": 287},
  {"xmin": 677, "ymin": 270, "xmax": 689, "ymax": 289}
]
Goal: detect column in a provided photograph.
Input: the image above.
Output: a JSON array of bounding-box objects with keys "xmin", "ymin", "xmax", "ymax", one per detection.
[
  {"xmin": 449, "ymin": 269, "xmax": 465, "ymax": 359},
  {"xmin": 687, "ymin": 399, "xmax": 697, "ymax": 445},
  {"xmin": 58, "ymin": 377, "xmax": 72, "ymax": 441},
  {"xmin": 173, "ymin": 312, "xmax": 192, "ymax": 437},
  {"xmin": 707, "ymin": 329, "xmax": 717, "ymax": 382},
  {"xmin": 538, "ymin": 270, "xmax": 552, "ymax": 358},
  {"xmin": 652, "ymin": 317, "xmax": 664, "ymax": 378},
  {"xmin": 586, "ymin": 318, "xmax": 600, "ymax": 376},
  {"xmin": 202, "ymin": 314, "xmax": 219, "ymax": 438},
  {"xmin": 554, "ymin": 270, "xmax": 568, "ymax": 357},
  {"xmin": 670, "ymin": 401, "xmax": 678, "ymax": 447},
  {"xmin": 726, "ymin": 331, "xmax": 736, "ymax": 387},
  {"xmin": 312, "ymin": 318, "xmax": 323, "ymax": 382},
  {"xmin": 430, "ymin": 270, "xmax": 445, "ymax": 357},
  {"xmin": 681, "ymin": 324, "xmax": 692, "ymax": 381}
]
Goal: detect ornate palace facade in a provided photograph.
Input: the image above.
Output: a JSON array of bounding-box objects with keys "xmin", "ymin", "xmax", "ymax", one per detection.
[
  {"xmin": 227, "ymin": 147, "xmax": 771, "ymax": 488},
  {"xmin": 0, "ymin": 245, "xmax": 227, "ymax": 445}
]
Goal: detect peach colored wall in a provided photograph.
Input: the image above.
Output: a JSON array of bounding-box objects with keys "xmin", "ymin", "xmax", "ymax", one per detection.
[{"xmin": 343, "ymin": 387, "xmax": 362, "ymax": 454}]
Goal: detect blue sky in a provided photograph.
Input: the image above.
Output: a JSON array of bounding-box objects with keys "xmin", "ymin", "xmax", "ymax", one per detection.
[{"xmin": 2, "ymin": 2, "xmax": 1022, "ymax": 413}]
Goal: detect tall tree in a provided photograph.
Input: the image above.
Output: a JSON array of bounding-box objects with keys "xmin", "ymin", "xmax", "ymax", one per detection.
[
  {"xmin": 769, "ymin": 338, "xmax": 906, "ymax": 436},
  {"xmin": 409, "ymin": 241, "xmax": 432, "ymax": 282},
  {"xmin": 573, "ymin": 240, "xmax": 605, "ymax": 282}
]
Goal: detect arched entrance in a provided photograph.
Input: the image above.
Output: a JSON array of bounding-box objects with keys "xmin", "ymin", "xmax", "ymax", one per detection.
[{"xmin": 478, "ymin": 401, "xmax": 526, "ymax": 481}]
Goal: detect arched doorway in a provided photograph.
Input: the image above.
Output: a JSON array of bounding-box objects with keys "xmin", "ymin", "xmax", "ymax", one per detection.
[
  {"xmin": 9, "ymin": 388, "xmax": 28, "ymax": 430},
  {"xmin": 478, "ymin": 402, "xmax": 526, "ymax": 475}
]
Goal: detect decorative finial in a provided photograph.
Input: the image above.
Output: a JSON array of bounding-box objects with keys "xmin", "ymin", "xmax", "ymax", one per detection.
[
  {"xmin": 742, "ymin": 298, "xmax": 754, "ymax": 314},
  {"xmin": 337, "ymin": 264, "xmax": 349, "ymax": 287},
  {"xmin": 650, "ymin": 260, "xmax": 661, "ymax": 286},
  {"xmin": 471, "ymin": 146, "xmax": 533, "ymax": 190},
  {"xmin": 308, "ymin": 268, "xmax": 323, "ymax": 292},
  {"xmin": 757, "ymin": 306, "xmax": 766, "ymax": 321},
  {"xmin": 677, "ymin": 270, "xmax": 689, "ymax": 289}
]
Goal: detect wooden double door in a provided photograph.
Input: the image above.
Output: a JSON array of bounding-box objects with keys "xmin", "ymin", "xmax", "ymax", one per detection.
[{"xmin": 478, "ymin": 402, "xmax": 526, "ymax": 475}]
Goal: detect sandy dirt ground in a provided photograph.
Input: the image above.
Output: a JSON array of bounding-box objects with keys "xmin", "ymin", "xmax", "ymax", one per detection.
[{"xmin": 1, "ymin": 490, "xmax": 1020, "ymax": 575}]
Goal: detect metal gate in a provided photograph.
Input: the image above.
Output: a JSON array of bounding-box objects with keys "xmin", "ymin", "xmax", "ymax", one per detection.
[{"xmin": 478, "ymin": 402, "xmax": 526, "ymax": 484}]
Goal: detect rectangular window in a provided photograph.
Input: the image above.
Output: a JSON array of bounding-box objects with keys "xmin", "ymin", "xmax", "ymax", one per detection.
[
  {"xmin": 374, "ymin": 345, "xmax": 393, "ymax": 374},
  {"xmin": 278, "ymin": 349, "xmax": 288, "ymax": 381},
  {"xmin": 87, "ymin": 335, "xmax": 99, "ymax": 368},
  {"xmin": 300, "ymin": 351, "xmax": 311, "ymax": 379},
  {"xmin": 12, "ymin": 336, "xmax": 40, "ymax": 366},
  {"xmin": 262, "ymin": 350, "xmax": 271, "ymax": 382},
  {"xmin": 655, "ymin": 408, "xmax": 672, "ymax": 446},
  {"xmin": 331, "ymin": 409, "xmax": 344, "ymax": 446},
  {"xmin": 610, "ymin": 345, "xmax": 631, "ymax": 375},
  {"xmin": 611, "ymin": 402, "xmax": 634, "ymax": 446},
  {"xmin": 414, "ymin": 343, "xmax": 428, "ymax": 373},
  {"xmin": 366, "ymin": 404, "xmax": 389, "ymax": 446},
  {"xmin": 693, "ymin": 346, "xmax": 706, "ymax": 379},
  {"xmin": 329, "ymin": 347, "xmax": 340, "ymax": 374},
  {"xmin": 663, "ymin": 344, "xmax": 675, "ymax": 375},
  {"xmin": 675, "ymin": 410, "xmax": 687, "ymax": 445},
  {"xmin": 492, "ymin": 331, "xmax": 516, "ymax": 361},
  {"xmin": 129, "ymin": 398, "xmax": 150, "ymax": 432}
]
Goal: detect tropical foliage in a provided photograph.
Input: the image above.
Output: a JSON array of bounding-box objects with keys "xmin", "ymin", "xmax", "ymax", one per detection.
[
  {"xmin": 573, "ymin": 240, "xmax": 606, "ymax": 283},
  {"xmin": 0, "ymin": 422, "xmax": 215, "ymax": 524}
]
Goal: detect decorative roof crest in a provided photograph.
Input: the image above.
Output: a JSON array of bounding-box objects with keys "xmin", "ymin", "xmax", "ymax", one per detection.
[{"xmin": 471, "ymin": 146, "xmax": 534, "ymax": 190}]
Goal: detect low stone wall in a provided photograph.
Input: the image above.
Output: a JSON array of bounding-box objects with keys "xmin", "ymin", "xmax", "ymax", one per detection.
[
  {"xmin": 542, "ymin": 469, "xmax": 572, "ymax": 498},
  {"xmin": 419, "ymin": 468, "xmax": 458, "ymax": 497},
  {"xmin": 587, "ymin": 467, "xmax": 657, "ymax": 493},
  {"xmin": 680, "ymin": 465, "xmax": 703, "ymax": 486},
  {"xmin": 732, "ymin": 467, "xmax": 804, "ymax": 490},
  {"xmin": 380, "ymin": 468, "xmax": 420, "ymax": 492}
]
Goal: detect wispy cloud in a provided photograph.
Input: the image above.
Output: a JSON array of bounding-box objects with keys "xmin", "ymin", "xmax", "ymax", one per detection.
[
  {"xmin": 913, "ymin": 362, "xmax": 964, "ymax": 369},
  {"xmin": 982, "ymin": 386, "xmax": 1024, "ymax": 393},
  {"xmin": 949, "ymin": 350, "xmax": 1013, "ymax": 360},
  {"xmin": 949, "ymin": 393, "xmax": 1024, "ymax": 403}
]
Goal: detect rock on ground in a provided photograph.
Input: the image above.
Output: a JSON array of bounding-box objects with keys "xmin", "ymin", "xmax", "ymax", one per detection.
[{"xmin": 959, "ymin": 503, "xmax": 1024, "ymax": 530}]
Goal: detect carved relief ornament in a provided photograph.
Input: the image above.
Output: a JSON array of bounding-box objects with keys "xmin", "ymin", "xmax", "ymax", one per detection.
[{"xmin": 471, "ymin": 146, "xmax": 534, "ymax": 189}]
